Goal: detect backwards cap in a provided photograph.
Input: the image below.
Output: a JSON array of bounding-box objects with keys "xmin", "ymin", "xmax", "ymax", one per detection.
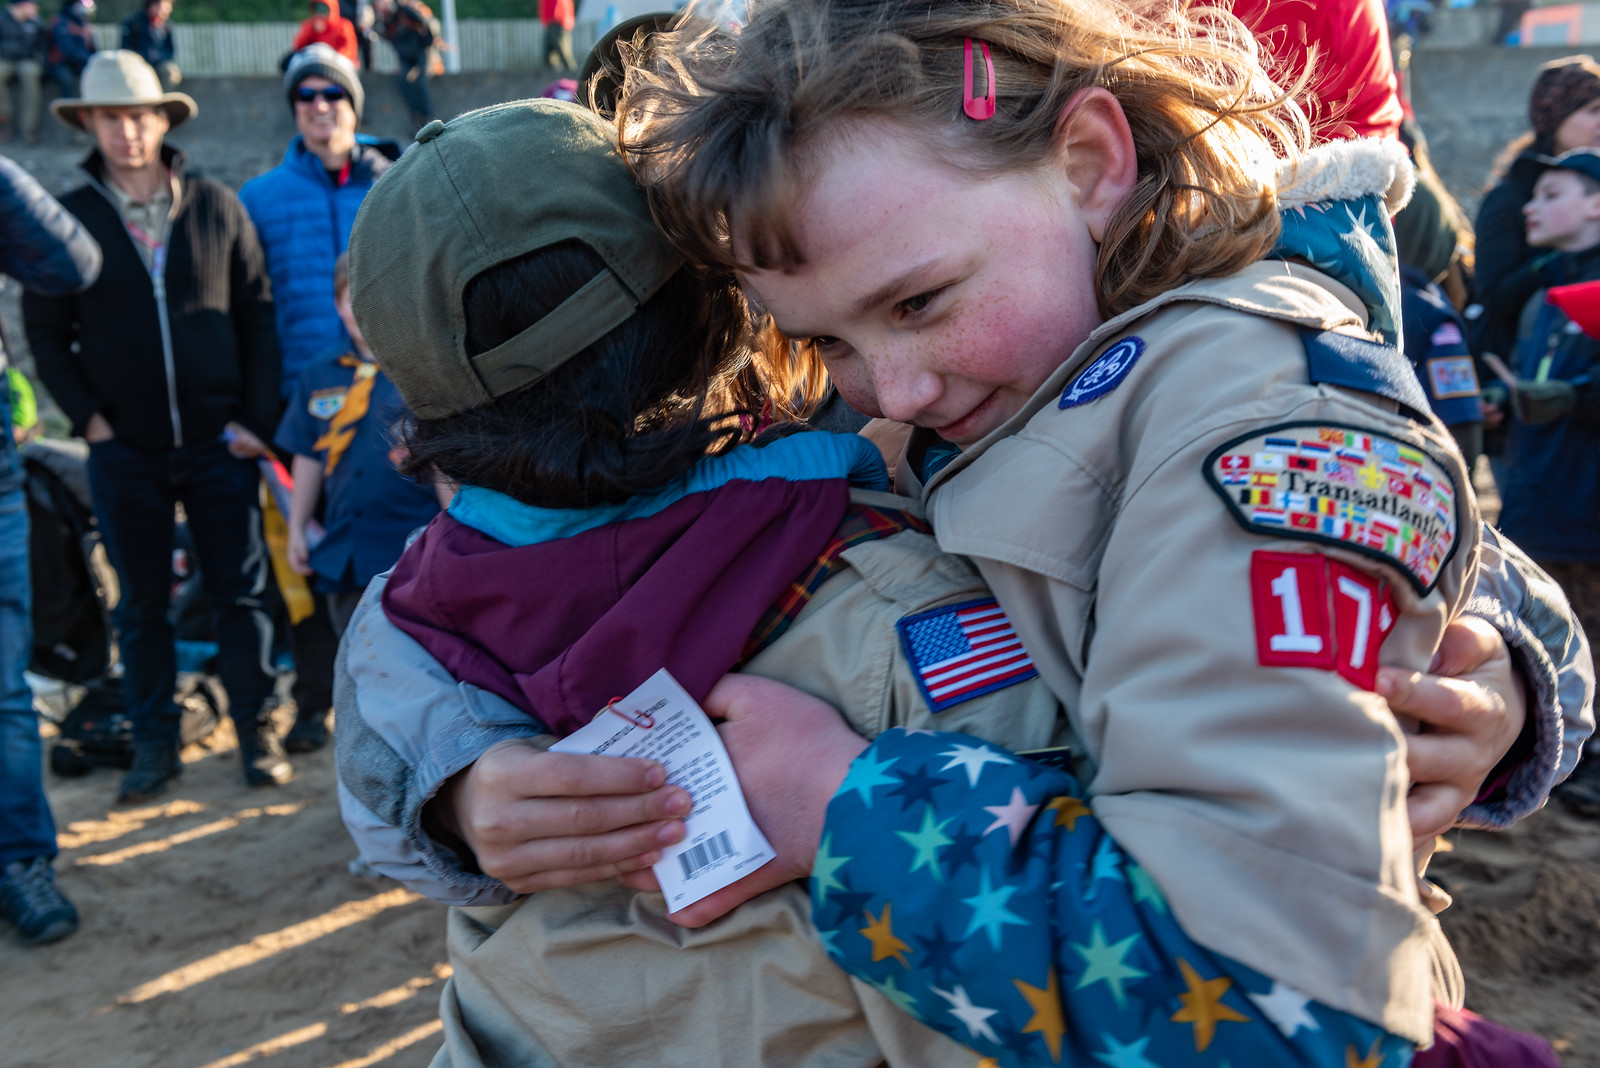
[{"xmin": 347, "ymin": 99, "xmax": 685, "ymax": 420}]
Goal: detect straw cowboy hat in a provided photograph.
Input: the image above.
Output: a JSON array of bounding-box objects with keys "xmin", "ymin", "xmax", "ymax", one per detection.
[{"xmin": 51, "ymin": 50, "xmax": 197, "ymax": 131}]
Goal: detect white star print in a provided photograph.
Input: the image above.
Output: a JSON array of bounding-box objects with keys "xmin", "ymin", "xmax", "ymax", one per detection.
[
  {"xmin": 931, "ymin": 984, "xmax": 1000, "ymax": 1043},
  {"xmin": 982, "ymin": 786, "xmax": 1039, "ymax": 847},
  {"xmin": 939, "ymin": 743, "xmax": 1014, "ymax": 787},
  {"xmin": 1248, "ymin": 981, "xmax": 1320, "ymax": 1037}
]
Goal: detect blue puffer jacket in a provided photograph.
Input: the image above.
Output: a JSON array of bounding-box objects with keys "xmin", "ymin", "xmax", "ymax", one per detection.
[{"xmin": 239, "ymin": 134, "xmax": 403, "ymax": 395}]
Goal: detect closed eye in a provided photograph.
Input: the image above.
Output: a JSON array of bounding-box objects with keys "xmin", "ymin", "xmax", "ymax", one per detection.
[{"xmin": 897, "ymin": 287, "xmax": 948, "ymax": 317}]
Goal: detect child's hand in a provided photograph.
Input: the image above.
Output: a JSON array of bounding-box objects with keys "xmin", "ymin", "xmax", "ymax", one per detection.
[
  {"xmin": 223, "ymin": 420, "xmax": 267, "ymax": 458},
  {"xmin": 286, "ymin": 525, "xmax": 314, "ymax": 576},
  {"xmin": 1381, "ymin": 616, "xmax": 1526, "ymax": 846},
  {"xmin": 648, "ymin": 674, "xmax": 867, "ymax": 928},
  {"xmin": 433, "ymin": 741, "xmax": 691, "ymax": 894}
]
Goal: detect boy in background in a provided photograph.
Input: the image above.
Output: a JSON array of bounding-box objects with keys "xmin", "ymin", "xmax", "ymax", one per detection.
[
  {"xmin": 276, "ymin": 253, "xmax": 436, "ymax": 680},
  {"xmin": 1500, "ymin": 146, "xmax": 1600, "ymax": 816}
]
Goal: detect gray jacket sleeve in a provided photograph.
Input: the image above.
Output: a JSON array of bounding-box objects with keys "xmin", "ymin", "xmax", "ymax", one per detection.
[
  {"xmin": 1458, "ymin": 522, "xmax": 1596, "ymax": 828},
  {"xmin": 333, "ymin": 574, "xmax": 543, "ymax": 907}
]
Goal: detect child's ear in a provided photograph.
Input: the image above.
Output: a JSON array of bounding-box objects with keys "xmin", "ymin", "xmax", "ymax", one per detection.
[{"xmin": 1053, "ymin": 87, "xmax": 1139, "ymax": 243}]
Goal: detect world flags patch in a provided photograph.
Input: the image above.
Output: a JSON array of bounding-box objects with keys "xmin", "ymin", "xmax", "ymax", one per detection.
[
  {"xmin": 896, "ymin": 598, "xmax": 1038, "ymax": 713},
  {"xmin": 1204, "ymin": 422, "xmax": 1461, "ymax": 594}
]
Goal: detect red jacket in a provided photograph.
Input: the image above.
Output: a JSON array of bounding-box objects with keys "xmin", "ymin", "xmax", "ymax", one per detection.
[
  {"xmin": 539, "ymin": 0, "xmax": 573, "ymax": 30},
  {"xmin": 1225, "ymin": 0, "xmax": 1402, "ymax": 141},
  {"xmin": 293, "ymin": 12, "xmax": 360, "ymax": 63}
]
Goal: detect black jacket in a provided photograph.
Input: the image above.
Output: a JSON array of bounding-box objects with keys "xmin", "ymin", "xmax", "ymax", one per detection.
[
  {"xmin": 120, "ymin": 9, "xmax": 174, "ymax": 67},
  {"xmin": 24, "ymin": 146, "xmax": 281, "ymax": 452},
  {"xmin": 1474, "ymin": 150, "xmax": 1562, "ymax": 360},
  {"xmin": 0, "ymin": 6, "xmax": 45, "ymax": 61}
]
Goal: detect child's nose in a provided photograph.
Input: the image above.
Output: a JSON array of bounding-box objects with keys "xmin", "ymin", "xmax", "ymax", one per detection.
[{"xmin": 868, "ymin": 355, "xmax": 942, "ymax": 424}]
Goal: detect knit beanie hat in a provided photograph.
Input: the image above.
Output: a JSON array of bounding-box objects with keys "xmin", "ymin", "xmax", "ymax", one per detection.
[
  {"xmin": 1529, "ymin": 55, "xmax": 1600, "ymax": 144},
  {"xmin": 285, "ymin": 43, "xmax": 364, "ymax": 122}
]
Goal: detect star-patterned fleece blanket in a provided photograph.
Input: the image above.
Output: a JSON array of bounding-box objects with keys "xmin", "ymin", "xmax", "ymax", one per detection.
[{"xmin": 813, "ymin": 728, "xmax": 1414, "ymax": 1068}]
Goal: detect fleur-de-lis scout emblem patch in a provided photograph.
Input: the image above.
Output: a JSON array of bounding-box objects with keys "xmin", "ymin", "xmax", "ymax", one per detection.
[
  {"xmin": 1204, "ymin": 423, "xmax": 1461, "ymax": 594},
  {"xmin": 1059, "ymin": 336, "xmax": 1144, "ymax": 409}
]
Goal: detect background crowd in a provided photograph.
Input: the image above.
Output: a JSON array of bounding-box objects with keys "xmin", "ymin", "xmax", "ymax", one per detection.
[{"xmin": 0, "ymin": 3, "xmax": 1593, "ymax": 1061}]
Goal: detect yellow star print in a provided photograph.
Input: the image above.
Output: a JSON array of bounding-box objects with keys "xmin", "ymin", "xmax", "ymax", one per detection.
[
  {"xmin": 1346, "ymin": 1039, "xmax": 1385, "ymax": 1068},
  {"xmin": 1014, "ymin": 967, "xmax": 1067, "ymax": 1062},
  {"xmin": 860, "ymin": 903, "xmax": 912, "ymax": 967},
  {"xmin": 1170, "ymin": 957, "xmax": 1250, "ymax": 1052},
  {"xmin": 1044, "ymin": 796, "xmax": 1091, "ymax": 831}
]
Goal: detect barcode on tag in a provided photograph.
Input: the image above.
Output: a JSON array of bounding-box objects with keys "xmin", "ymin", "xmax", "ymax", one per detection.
[{"xmin": 678, "ymin": 830, "xmax": 736, "ymax": 880}]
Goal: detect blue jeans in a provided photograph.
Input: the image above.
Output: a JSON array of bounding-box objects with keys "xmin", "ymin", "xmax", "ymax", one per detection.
[
  {"xmin": 85, "ymin": 437, "xmax": 275, "ymax": 746},
  {"xmin": 0, "ymin": 394, "xmax": 56, "ymax": 865}
]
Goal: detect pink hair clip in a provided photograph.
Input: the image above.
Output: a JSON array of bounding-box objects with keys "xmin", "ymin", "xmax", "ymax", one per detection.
[{"xmin": 963, "ymin": 36, "xmax": 996, "ymax": 120}]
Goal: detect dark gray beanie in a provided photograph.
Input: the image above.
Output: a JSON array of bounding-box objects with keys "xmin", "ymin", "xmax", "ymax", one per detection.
[{"xmin": 285, "ymin": 43, "xmax": 364, "ymax": 122}]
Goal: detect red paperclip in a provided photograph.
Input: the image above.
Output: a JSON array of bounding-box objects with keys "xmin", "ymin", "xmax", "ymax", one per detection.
[
  {"xmin": 963, "ymin": 37, "xmax": 995, "ymax": 121},
  {"xmin": 603, "ymin": 696, "xmax": 655, "ymax": 729}
]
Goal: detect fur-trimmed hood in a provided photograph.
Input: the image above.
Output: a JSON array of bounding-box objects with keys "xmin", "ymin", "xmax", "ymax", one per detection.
[{"xmin": 1278, "ymin": 137, "xmax": 1416, "ymax": 216}]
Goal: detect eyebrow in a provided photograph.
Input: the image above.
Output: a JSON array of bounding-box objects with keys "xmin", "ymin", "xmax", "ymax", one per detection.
[{"xmin": 853, "ymin": 259, "xmax": 949, "ymax": 317}]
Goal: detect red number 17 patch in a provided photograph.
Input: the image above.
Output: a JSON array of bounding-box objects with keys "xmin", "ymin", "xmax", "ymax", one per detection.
[{"xmin": 1250, "ymin": 551, "xmax": 1397, "ymax": 689}]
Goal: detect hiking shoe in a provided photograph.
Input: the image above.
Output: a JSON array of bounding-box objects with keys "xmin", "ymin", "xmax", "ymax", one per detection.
[
  {"xmin": 0, "ymin": 857, "xmax": 79, "ymax": 945},
  {"xmin": 283, "ymin": 711, "xmax": 329, "ymax": 754},
  {"xmin": 240, "ymin": 722, "xmax": 292, "ymax": 787},
  {"xmin": 117, "ymin": 742, "xmax": 183, "ymax": 804}
]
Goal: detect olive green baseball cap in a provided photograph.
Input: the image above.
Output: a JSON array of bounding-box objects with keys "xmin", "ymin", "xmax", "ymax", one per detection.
[{"xmin": 347, "ymin": 98, "xmax": 685, "ymax": 420}]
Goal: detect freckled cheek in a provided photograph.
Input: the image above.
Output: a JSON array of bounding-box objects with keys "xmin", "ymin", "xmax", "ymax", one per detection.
[
  {"xmin": 824, "ymin": 360, "xmax": 888, "ymax": 418},
  {"xmin": 943, "ymin": 298, "xmax": 1068, "ymax": 391}
]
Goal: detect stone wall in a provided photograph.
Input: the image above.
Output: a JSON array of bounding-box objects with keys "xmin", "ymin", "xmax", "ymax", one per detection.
[{"xmin": 1408, "ymin": 45, "xmax": 1589, "ymax": 217}]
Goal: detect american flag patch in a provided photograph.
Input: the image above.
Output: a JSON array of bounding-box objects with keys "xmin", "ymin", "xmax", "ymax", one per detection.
[{"xmin": 896, "ymin": 598, "xmax": 1038, "ymax": 713}]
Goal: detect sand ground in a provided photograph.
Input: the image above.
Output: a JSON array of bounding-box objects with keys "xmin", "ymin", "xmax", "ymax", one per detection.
[
  {"xmin": 2, "ymin": 702, "xmax": 1597, "ymax": 1068},
  {"xmin": 2, "ymin": 717, "xmax": 449, "ymax": 1068}
]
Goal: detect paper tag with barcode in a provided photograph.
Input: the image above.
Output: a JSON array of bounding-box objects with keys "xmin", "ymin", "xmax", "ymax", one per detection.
[{"xmin": 548, "ymin": 668, "xmax": 776, "ymax": 911}]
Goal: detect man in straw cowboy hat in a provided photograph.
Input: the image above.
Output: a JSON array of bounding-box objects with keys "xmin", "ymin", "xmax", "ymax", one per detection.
[{"xmin": 25, "ymin": 50, "xmax": 290, "ymax": 804}]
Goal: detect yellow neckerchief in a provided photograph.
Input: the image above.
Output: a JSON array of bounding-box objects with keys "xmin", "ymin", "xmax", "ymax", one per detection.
[{"xmin": 312, "ymin": 354, "xmax": 379, "ymax": 476}]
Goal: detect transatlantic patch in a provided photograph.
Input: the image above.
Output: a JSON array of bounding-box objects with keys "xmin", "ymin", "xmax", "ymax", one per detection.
[
  {"xmin": 1205, "ymin": 422, "xmax": 1461, "ymax": 594},
  {"xmin": 1426, "ymin": 355, "xmax": 1479, "ymax": 400},
  {"xmin": 1059, "ymin": 336, "xmax": 1143, "ymax": 409},
  {"xmin": 308, "ymin": 387, "xmax": 348, "ymax": 419},
  {"xmin": 897, "ymin": 598, "xmax": 1038, "ymax": 713},
  {"xmin": 1249, "ymin": 551, "xmax": 1398, "ymax": 688}
]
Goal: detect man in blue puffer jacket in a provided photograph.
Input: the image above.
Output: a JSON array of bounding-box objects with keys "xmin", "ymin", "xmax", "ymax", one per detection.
[
  {"xmin": 238, "ymin": 42, "xmax": 400, "ymax": 754},
  {"xmin": 239, "ymin": 44, "xmax": 401, "ymax": 398}
]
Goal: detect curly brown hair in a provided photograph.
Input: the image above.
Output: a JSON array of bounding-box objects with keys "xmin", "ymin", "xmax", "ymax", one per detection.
[{"xmin": 617, "ymin": 0, "xmax": 1308, "ymax": 321}]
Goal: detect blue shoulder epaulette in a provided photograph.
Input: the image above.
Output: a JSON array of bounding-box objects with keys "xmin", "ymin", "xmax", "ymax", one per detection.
[{"xmin": 1299, "ymin": 326, "xmax": 1432, "ymax": 421}]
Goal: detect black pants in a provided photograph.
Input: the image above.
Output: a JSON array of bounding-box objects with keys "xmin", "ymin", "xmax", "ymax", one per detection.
[{"xmin": 85, "ymin": 437, "xmax": 275, "ymax": 746}]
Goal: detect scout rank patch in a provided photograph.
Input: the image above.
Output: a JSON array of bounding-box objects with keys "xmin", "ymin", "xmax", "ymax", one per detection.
[
  {"xmin": 1204, "ymin": 422, "xmax": 1460, "ymax": 594},
  {"xmin": 307, "ymin": 386, "xmax": 349, "ymax": 419},
  {"xmin": 896, "ymin": 598, "xmax": 1038, "ymax": 713}
]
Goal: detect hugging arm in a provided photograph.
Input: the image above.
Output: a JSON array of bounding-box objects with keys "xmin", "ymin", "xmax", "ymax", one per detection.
[{"xmin": 333, "ymin": 576, "xmax": 687, "ymax": 904}]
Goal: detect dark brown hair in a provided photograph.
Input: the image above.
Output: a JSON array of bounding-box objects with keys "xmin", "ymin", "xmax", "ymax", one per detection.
[
  {"xmin": 618, "ymin": 0, "xmax": 1307, "ymax": 320},
  {"xmin": 400, "ymin": 242, "xmax": 820, "ymax": 508}
]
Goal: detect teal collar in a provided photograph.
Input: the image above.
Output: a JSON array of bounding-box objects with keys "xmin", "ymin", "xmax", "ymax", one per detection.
[{"xmin": 448, "ymin": 431, "xmax": 888, "ymax": 548}]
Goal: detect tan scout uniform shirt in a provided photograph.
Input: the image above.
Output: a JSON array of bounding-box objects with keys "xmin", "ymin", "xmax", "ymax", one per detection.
[
  {"xmin": 918, "ymin": 261, "xmax": 1478, "ymax": 1046},
  {"xmin": 428, "ymin": 492, "xmax": 1070, "ymax": 1068}
]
